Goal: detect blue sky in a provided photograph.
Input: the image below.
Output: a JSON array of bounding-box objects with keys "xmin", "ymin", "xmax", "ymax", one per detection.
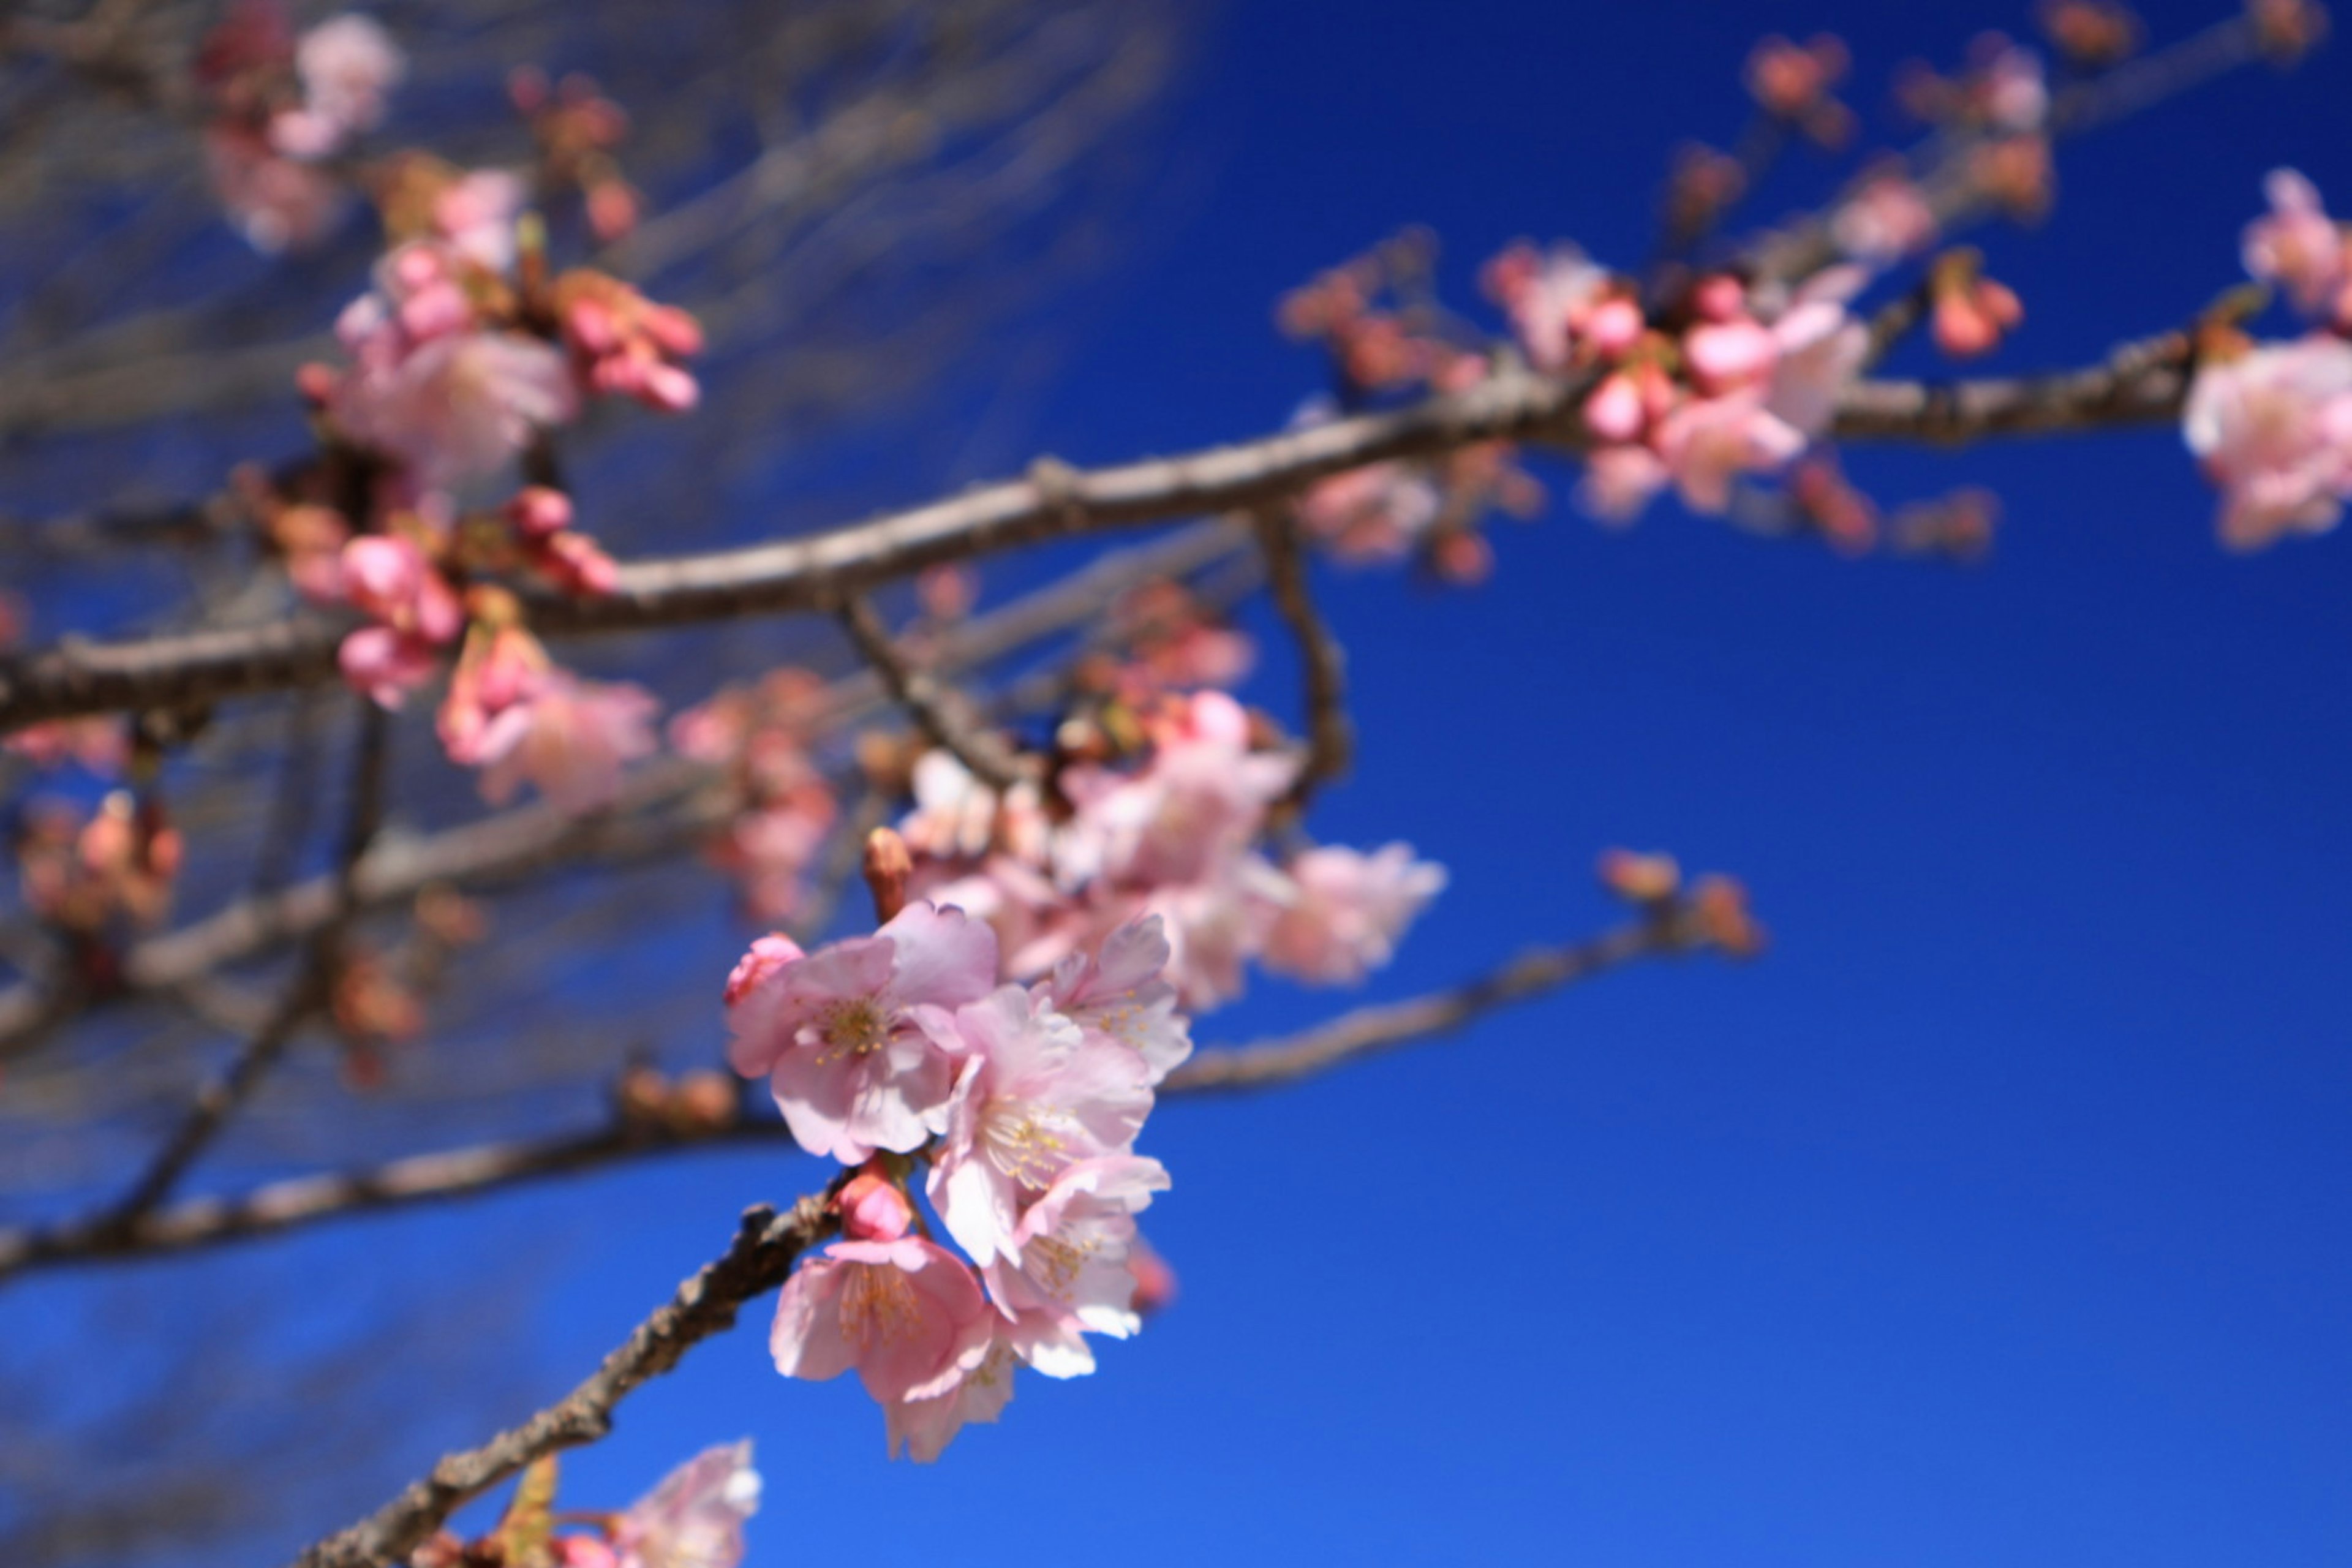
[{"xmin": 17, "ymin": 1, "xmax": 2352, "ymax": 1564}]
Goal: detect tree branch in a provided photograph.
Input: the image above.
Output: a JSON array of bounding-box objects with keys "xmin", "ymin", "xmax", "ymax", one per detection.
[
  {"xmin": 1830, "ymin": 330, "xmax": 2192, "ymax": 445},
  {"xmin": 837, "ymin": 594, "xmax": 1039, "ymax": 792},
  {"xmin": 284, "ymin": 1191, "xmax": 843, "ymax": 1568},
  {"xmin": 0, "ymin": 905, "xmax": 1724, "ymax": 1280},
  {"xmin": 0, "ymin": 371, "xmax": 1587, "ymax": 733},
  {"xmin": 1254, "ymin": 508, "xmax": 1352, "ymax": 812}
]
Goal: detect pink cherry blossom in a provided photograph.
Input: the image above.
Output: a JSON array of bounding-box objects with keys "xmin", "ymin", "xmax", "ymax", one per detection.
[
  {"xmin": 341, "ymin": 534, "xmax": 462, "ymax": 643},
  {"xmin": 1035, "ymin": 914, "xmax": 1193, "ymax": 1085},
  {"xmin": 332, "ymin": 328, "xmax": 578, "ymax": 492},
  {"xmin": 467, "ymin": 671, "xmax": 658, "ymax": 812},
  {"xmin": 2242, "ymin": 169, "xmax": 2349, "ymax": 323},
  {"xmin": 1683, "ymin": 315, "xmax": 1779, "ymax": 392},
  {"xmin": 337, "ymin": 624, "xmax": 442, "ymax": 707},
  {"xmin": 770, "ymin": 1236, "xmax": 993, "ymax": 1405},
  {"xmin": 609, "ymin": 1441, "xmax": 760, "ymax": 1568},
  {"xmin": 883, "ymin": 1330, "xmax": 1019, "ymax": 1463},
  {"xmin": 1056, "ymin": 692, "xmax": 1297, "ymax": 890},
  {"xmin": 1482, "ymin": 243, "xmax": 1608, "ymax": 371},
  {"xmin": 726, "ymin": 902, "xmax": 997, "ymax": 1162},
  {"xmin": 980, "ymin": 1155, "xmax": 1169, "ymax": 1378},
  {"xmin": 432, "ymin": 169, "xmax": 526, "ymax": 272},
  {"xmin": 1262, "ymin": 843, "xmax": 1447, "ymax": 986},
  {"xmin": 1577, "ymin": 443, "xmax": 1672, "ymax": 522},
  {"xmin": 206, "ymin": 127, "xmax": 342, "ymax": 253},
  {"xmin": 1763, "ymin": 267, "xmax": 1871, "ymax": 439},
  {"xmin": 1655, "ymin": 392, "xmax": 1807, "ymax": 514},
  {"xmin": 1294, "ymin": 461, "xmax": 1444, "ymax": 562},
  {"xmin": 1833, "ymin": 171, "xmax": 1939, "ymax": 263},
  {"xmin": 1136, "ymin": 859, "xmax": 1291, "ymax": 1009},
  {"xmin": 2182, "ymin": 336, "xmax": 2352, "ymax": 550},
  {"xmin": 929, "ymin": 986, "xmax": 1152, "ymax": 1266},
  {"xmin": 272, "ymin": 14, "xmax": 404, "ymax": 159}
]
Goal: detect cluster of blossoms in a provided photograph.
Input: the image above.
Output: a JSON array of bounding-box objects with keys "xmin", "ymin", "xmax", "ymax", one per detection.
[
  {"xmin": 2182, "ymin": 170, "xmax": 2352, "ymax": 549},
  {"xmin": 1278, "ymin": 241, "xmax": 1545, "ymax": 582},
  {"xmin": 410, "ymin": 1442, "xmax": 759, "ymax": 1568},
  {"xmin": 246, "ymin": 99, "xmax": 703, "ymax": 808},
  {"xmin": 197, "ymin": 2, "xmax": 405, "ymax": 252},
  {"xmin": 903, "ymin": 688, "xmax": 1446, "ymax": 1009},
  {"xmin": 670, "ymin": 669, "xmax": 842, "ymax": 924},
  {"xmin": 729, "ymin": 897, "xmax": 1185, "ymax": 1459}
]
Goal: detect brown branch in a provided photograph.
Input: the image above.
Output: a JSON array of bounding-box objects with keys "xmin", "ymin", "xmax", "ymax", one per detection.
[
  {"xmin": 96, "ymin": 704, "xmax": 392, "ymax": 1226},
  {"xmin": 838, "ymin": 595, "xmax": 1040, "ymax": 793},
  {"xmin": 0, "ymin": 522, "xmax": 1250, "ymax": 1060},
  {"xmin": 0, "ymin": 905, "xmax": 1716, "ymax": 1280},
  {"xmin": 1163, "ymin": 911, "xmax": 1719, "ymax": 1095},
  {"xmin": 1831, "ymin": 330, "xmax": 2192, "ymax": 445},
  {"xmin": 1254, "ymin": 508, "xmax": 1352, "ymax": 812},
  {"xmin": 284, "ymin": 1190, "xmax": 843, "ymax": 1568},
  {"xmin": 0, "ymin": 369, "xmax": 1588, "ymax": 733}
]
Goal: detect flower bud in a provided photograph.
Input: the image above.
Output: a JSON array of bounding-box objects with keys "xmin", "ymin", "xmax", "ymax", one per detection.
[{"xmin": 837, "ymin": 1170, "xmax": 915, "ymax": 1242}]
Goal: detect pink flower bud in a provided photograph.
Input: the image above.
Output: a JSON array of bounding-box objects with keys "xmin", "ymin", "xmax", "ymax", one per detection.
[
  {"xmin": 837, "ymin": 1171, "xmax": 916, "ymax": 1242},
  {"xmin": 723, "ymin": 932, "xmax": 805, "ymax": 1006},
  {"xmin": 1584, "ymin": 295, "xmax": 1645, "ymax": 358},
  {"xmin": 1692, "ymin": 274, "xmax": 1749, "ymax": 323},
  {"xmin": 1585, "ymin": 371, "xmax": 1648, "ymax": 443},
  {"xmin": 507, "ymin": 485, "xmax": 575, "ymax": 538},
  {"xmin": 567, "ymin": 298, "xmax": 620, "ymax": 355}
]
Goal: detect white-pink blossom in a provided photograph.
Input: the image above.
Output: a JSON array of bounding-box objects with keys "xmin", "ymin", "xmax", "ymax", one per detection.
[
  {"xmin": 1832, "ymin": 172, "xmax": 1938, "ymax": 263},
  {"xmin": 770, "ymin": 1236, "xmax": 993, "ymax": 1406},
  {"xmin": 2182, "ymin": 337, "xmax": 2352, "ymax": 549},
  {"xmin": 610, "ymin": 1441, "xmax": 760, "ymax": 1568},
  {"xmin": 273, "ymin": 14, "xmax": 404, "ymax": 160},
  {"xmin": 1763, "ymin": 266, "xmax": 1871, "ymax": 439},
  {"xmin": 883, "ymin": 1330, "xmax": 1019, "ymax": 1463},
  {"xmin": 2243, "ymin": 169, "xmax": 2349, "ymax": 323},
  {"xmin": 1485, "ymin": 243, "xmax": 1610, "ymax": 371},
  {"xmin": 929, "ymin": 985, "xmax": 1152, "ymax": 1267},
  {"xmin": 467, "ymin": 671, "xmax": 658, "ymax": 812},
  {"xmin": 1262, "ymin": 843, "xmax": 1447, "ymax": 986},
  {"xmin": 1035, "ymin": 914, "xmax": 1192, "ymax": 1085},
  {"xmin": 980, "ymin": 1154, "xmax": 1169, "ymax": 1378},
  {"xmin": 726, "ymin": 902, "xmax": 997, "ymax": 1162},
  {"xmin": 1655, "ymin": 391, "xmax": 1807, "ymax": 514},
  {"xmin": 333, "ymin": 328, "xmax": 577, "ymax": 492},
  {"xmin": 1057, "ymin": 692, "xmax": 1297, "ymax": 890}
]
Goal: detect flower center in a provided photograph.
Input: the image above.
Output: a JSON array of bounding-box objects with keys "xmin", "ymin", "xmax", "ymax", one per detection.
[
  {"xmin": 981, "ymin": 1100, "xmax": 1073, "ymax": 1191},
  {"xmin": 815, "ymin": 997, "xmax": 891, "ymax": 1061},
  {"xmin": 840, "ymin": 1263, "xmax": 921, "ymax": 1347}
]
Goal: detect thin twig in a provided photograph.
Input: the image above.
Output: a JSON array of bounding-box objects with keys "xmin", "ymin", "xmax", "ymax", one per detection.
[
  {"xmin": 1831, "ymin": 330, "xmax": 2193, "ymax": 445},
  {"xmin": 1254, "ymin": 508, "xmax": 1352, "ymax": 812},
  {"xmin": 838, "ymin": 594, "xmax": 1039, "ymax": 792},
  {"xmin": 285, "ymin": 1191, "xmax": 844, "ymax": 1568},
  {"xmin": 0, "ymin": 910, "xmax": 1717, "ymax": 1279},
  {"xmin": 94, "ymin": 706, "xmax": 392, "ymax": 1226}
]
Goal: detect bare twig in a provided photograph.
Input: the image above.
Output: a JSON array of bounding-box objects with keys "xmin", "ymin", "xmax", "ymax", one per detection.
[
  {"xmin": 285, "ymin": 1191, "xmax": 844, "ymax": 1568},
  {"xmin": 838, "ymin": 595, "xmax": 1039, "ymax": 792},
  {"xmin": 0, "ymin": 908, "xmax": 1719, "ymax": 1278},
  {"xmin": 0, "ymin": 370, "xmax": 1591, "ymax": 733},
  {"xmin": 1830, "ymin": 330, "xmax": 2193, "ymax": 445},
  {"xmin": 1254, "ymin": 507, "xmax": 1352, "ymax": 812}
]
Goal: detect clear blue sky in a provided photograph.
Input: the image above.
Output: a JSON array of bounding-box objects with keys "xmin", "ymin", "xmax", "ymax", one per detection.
[{"xmin": 26, "ymin": 2, "xmax": 2352, "ymax": 1564}]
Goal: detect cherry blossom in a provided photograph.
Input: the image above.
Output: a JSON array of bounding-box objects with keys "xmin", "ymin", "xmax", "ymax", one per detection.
[
  {"xmin": 1831, "ymin": 169, "xmax": 1939, "ymax": 263},
  {"xmin": 1034, "ymin": 914, "xmax": 1193, "ymax": 1086},
  {"xmin": 1262, "ymin": 843, "xmax": 1447, "ymax": 986},
  {"xmin": 2182, "ymin": 336, "xmax": 2352, "ymax": 550},
  {"xmin": 770, "ymin": 1235, "xmax": 994, "ymax": 1406},
  {"xmin": 1482, "ymin": 243, "xmax": 1609, "ymax": 372},
  {"xmin": 272, "ymin": 14, "xmax": 404, "ymax": 160},
  {"xmin": 726, "ymin": 901, "xmax": 998, "ymax": 1161},
  {"xmin": 928, "ymin": 984, "xmax": 1152, "ymax": 1266},
  {"xmin": 466, "ymin": 671, "xmax": 660, "ymax": 812},
  {"xmin": 981, "ymin": 1154, "xmax": 1169, "ymax": 1377},
  {"xmin": 882, "ymin": 1331, "xmax": 1019, "ymax": 1463},
  {"xmin": 2242, "ymin": 169, "xmax": 2350, "ymax": 324},
  {"xmin": 1655, "ymin": 391, "xmax": 1807, "ymax": 514},
  {"xmin": 1056, "ymin": 692, "xmax": 1297, "ymax": 890},
  {"xmin": 608, "ymin": 1441, "xmax": 760, "ymax": 1568}
]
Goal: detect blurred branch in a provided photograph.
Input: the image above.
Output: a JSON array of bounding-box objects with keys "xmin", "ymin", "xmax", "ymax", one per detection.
[
  {"xmin": 838, "ymin": 592, "xmax": 1038, "ymax": 791},
  {"xmin": 0, "ymin": 903, "xmax": 1730, "ymax": 1278},
  {"xmin": 1254, "ymin": 507, "xmax": 1351, "ymax": 812},
  {"xmin": 286, "ymin": 1190, "xmax": 843, "ymax": 1568},
  {"xmin": 1830, "ymin": 330, "xmax": 2192, "ymax": 444}
]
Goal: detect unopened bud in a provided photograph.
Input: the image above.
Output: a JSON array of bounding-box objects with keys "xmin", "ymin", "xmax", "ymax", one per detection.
[
  {"xmin": 863, "ymin": 827, "xmax": 913, "ymax": 924},
  {"xmin": 1127, "ymin": 1237, "xmax": 1179, "ymax": 1318},
  {"xmin": 1690, "ymin": 873, "xmax": 1768, "ymax": 957},
  {"xmin": 837, "ymin": 1169, "xmax": 915, "ymax": 1241},
  {"xmin": 1598, "ymin": 847, "xmax": 1682, "ymax": 905},
  {"xmin": 673, "ymin": 1069, "xmax": 739, "ymax": 1131}
]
